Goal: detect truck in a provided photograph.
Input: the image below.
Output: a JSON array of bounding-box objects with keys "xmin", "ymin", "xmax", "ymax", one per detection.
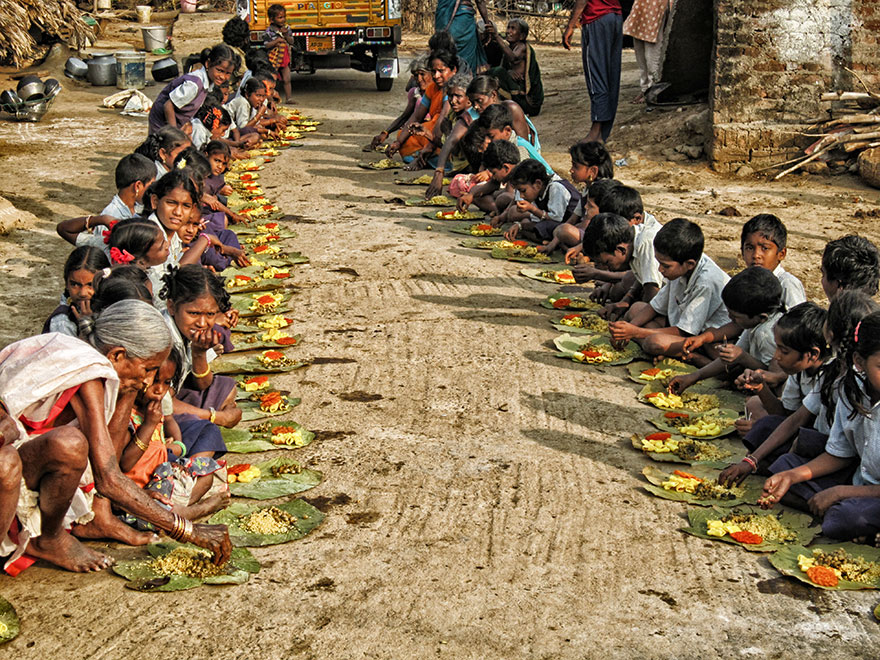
[{"xmin": 248, "ymin": 0, "xmax": 403, "ymax": 91}]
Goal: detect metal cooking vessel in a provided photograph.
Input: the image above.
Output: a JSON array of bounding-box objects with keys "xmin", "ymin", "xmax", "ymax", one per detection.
[
  {"xmin": 87, "ymin": 54, "xmax": 117, "ymax": 86},
  {"xmin": 43, "ymin": 79, "xmax": 61, "ymax": 98},
  {"xmin": 16, "ymin": 79, "xmax": 44, "ymax": 102},
  {"xmin": 0, "ymin": 89, "xmax": 22, "ymax": 113},
  {"xmin": 65, "ymin": 57, "xmax": 88, "ymax": 78},
  {"xmin": 151, "ymin": 57, "xmax": 179, "ymax": 82}
]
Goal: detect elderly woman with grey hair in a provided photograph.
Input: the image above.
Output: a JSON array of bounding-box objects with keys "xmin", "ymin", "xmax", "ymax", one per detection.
[{"xmin": 0, "ymin": 299, "xmax": 231, "ymax": 574}]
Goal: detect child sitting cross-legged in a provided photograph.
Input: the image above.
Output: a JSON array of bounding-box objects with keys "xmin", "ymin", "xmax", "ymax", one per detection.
[
  {"xmin": 56, "ymin": 153, "xmax": 157, "ymax": 254},
  {"xmin": 120, "ymin": 347, "xmax": 230, "ymax": 528},
  {"xmin": 536, "ymin": 142, "xmax": 614, "ymax": 256},
  {"xmin": 716, "ymin": 302, "xmax": 830, "ymax": 485},
  {"xmin": 718, "ymin": 292, "xmax": 880, "ymax": 486},
  {"xmin": 456, "ymin": 139, "xmax": 520, "ymax": 215},
  {"xmin": 681, "ymin": 214, "xmax": 808, "ymax": 384},
  {"xmin": 668, "ymin": 266, "xmax": 786, "ymax": 393},
  {"xmin": 500, "ymin": 159, "xmax": 581, "ymax": 244},
  {"xmin": 608, "ymin": 218, "xmax": 731, "ymax": 362},
  {"xmin": 760, "ymin": 310, "xmax": 880, "ymax": 543},
  {"xmin": 579, "ymin": 211, "xmax": 662, "ymax": 322},
  {"xmin": 571, "ymin": 184, "xmax": 662, "ymax": 306}
]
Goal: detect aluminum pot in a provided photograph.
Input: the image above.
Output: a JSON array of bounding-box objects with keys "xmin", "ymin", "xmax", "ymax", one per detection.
[
  {"xmin": 16, "ymin": 75, "xmax": 40, "ymax": 92},
  {"xmin": 65, "ymin": 57, "xmax": 88, "ymax": 78},
  {"xmin": 0, "ymin": 89, "xmax": 21, "ymax": 113},
  {"xmin": 151, "ymin": 57, "xmax": 179, "ymax": 82},
  {"xmin": 43, "ymin": 79, "xmax": 61, "ymax": 98},
  {"xmin": 87, "ymin": 54, "xmax": 117, "ymax": 86},
  {"xmin": 16, "ymin": 78, "xmax": 44, "ymax": 102}
]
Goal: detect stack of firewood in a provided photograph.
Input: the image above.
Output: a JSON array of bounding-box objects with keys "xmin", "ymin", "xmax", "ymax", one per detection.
[{"xmin": 773, "ymin": 71, "xmax": 880, "ymax": 182}]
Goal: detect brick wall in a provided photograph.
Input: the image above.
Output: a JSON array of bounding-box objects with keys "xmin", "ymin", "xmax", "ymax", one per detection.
[{"xmin": 709, "ymin": 0, "xmax": 880, "ymax": 172}]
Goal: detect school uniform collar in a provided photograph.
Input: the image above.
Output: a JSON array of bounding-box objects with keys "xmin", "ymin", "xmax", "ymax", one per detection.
[
  {"xmin": 773, "ymin": 263, "xmax": 786, "ymax": 277},
  {"xmin": 192, "ymin": 65, "xmax": 214, "ymax": 91},
  {"xmin": 155, "ymin": 160, "xmax": 168, "ymax": 177},
  {"xmin": 681, "ymin": 254, "xmax": 710, "ymax": 289}
]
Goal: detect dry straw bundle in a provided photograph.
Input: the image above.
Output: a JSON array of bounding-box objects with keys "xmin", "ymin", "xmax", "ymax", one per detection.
[{"xmin": 0, "ymin": 0, "xmax": 95, "ymax": 67}]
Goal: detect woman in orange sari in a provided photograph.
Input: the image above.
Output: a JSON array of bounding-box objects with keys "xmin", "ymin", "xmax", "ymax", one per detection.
[{"xmin": 387, "ymin": 50, "xmax": 459, "ymax": 168}]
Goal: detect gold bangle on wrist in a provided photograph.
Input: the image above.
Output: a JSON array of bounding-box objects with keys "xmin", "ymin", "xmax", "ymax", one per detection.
[
  {"xmin": 209, "ymin": 407, "xmax": 217, "ymax": 424},
  {"xmin": 134, "ymin": 436, "xmax": 149, "ymax": 452},
  {"xmin": 191, "ymin": 365, "xmax": 211, "ymax": 379}
]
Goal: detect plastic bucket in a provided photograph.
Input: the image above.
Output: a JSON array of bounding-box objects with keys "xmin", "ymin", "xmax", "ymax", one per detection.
[
  {"xmin": 180, "ymin": 0, "xmax": 197, "ymax": 13},
  {"xmin": 141, "ymin": 25, "xmax": 167, "ymax": 52},
  {"xmin": 136, "ymin": 5, "xmax": 152, "ymax": 23},
  {"xmin": 115, "ymin": 51, "xmax": 146, "ymax": 89}
]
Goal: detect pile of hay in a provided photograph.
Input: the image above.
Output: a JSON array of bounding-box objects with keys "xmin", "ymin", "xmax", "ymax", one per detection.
[{"xmin": 0, "ymin": 0, "xmax": 95, "ymax": 67}]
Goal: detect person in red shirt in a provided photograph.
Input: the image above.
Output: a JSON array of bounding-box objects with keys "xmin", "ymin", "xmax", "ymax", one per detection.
[{"xmin": 563, "ymin": 0, "xmax": 623, "ymax": 143}]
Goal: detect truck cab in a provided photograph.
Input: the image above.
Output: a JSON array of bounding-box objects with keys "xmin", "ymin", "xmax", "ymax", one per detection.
[{"xmin": 249, "ymin": 0, "xmax": 403, "ymax": 91}]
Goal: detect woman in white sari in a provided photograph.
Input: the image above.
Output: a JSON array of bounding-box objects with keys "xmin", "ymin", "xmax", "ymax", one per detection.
[{"xmin": 0, "ymin": 300, "xmax": 230, "ymax": 573}]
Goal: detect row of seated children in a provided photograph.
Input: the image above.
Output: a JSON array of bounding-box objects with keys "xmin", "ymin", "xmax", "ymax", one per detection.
[
  {"xmin": 563, "ymin": 184, "xmax": 880, "ymax": 542},
  {"xmin": 451, "ymin": 126, "xmax": 880, "ymax": 543},
  {"xmin": 37, "ymin": 41, "xmax": 294, "ymax": 528}
]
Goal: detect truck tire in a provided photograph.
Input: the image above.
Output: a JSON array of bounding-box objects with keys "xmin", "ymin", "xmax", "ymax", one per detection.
[{"xmin": 375, "ymin": 71, "xmax": 393, "ymax": 92}]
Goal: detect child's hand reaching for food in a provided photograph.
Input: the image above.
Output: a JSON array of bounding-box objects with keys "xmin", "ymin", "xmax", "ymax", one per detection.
[
  {"xmin": 735, "ymin": 369, "xmax": 764, "ymax": 393},
  {"xmin": 718, "ymin": 343, "xmax": 744, "ymax": 365}
]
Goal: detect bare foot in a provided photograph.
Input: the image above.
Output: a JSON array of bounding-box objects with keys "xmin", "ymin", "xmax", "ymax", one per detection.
[
  {"xmin": 630, "ymin": 92, "xmax": 645, "ymax": 104},
  {"xmin": 72, "ymin": 509, "xmax": 157, "ymax": 546},
  {"xmin": 176, "ymin": 491, "xmax": 231, "ymax": 521},
  {"xmin": 27, "ymin": 533, "xmax": 114, "ymax": 572}
]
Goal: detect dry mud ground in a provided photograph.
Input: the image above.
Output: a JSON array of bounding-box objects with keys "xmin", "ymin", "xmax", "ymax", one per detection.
[{"xmin": 0, "ymin": 11, "xmax": 880, "ymax": 659}]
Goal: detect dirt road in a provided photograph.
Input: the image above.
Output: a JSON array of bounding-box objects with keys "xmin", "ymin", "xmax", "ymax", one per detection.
[{"xmin": 0, "ymin": 11, "xmax": 879, "ymax": 659}]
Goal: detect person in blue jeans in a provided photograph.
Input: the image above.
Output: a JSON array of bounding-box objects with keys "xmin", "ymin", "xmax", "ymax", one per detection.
[{"xmin": 563, "ymin": 0, "xmax": 623, "ymax": 143}]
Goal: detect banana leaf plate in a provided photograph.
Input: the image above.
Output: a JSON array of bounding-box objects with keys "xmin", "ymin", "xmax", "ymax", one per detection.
[
  {"xmin": 447, "ymin": 223, "xmax": 504, "ymax": 237},
  {"xmin": 112, "ymin": 542, "xmax": 260, "ymax": 592},
  {"xmin": 238, "ymin": 394, "xmax": 301, "ymax": 421},
  {"xmin": 682, "ymin": 505, "xmax": 819, "ymax": 552},
  {"xmin": 550, "ymin": 312, "xmax": 609, "ymax": 336},
  {"xmin": 397, "ymin": 175, "xmax": 451, "ymax": 186},
  {"xmin": 229, "ymin": 291, "xmax": 292, "ymax": 317},
  {"xmin": 552, "ymin": 333, "xmax": 645, "ymax": 367},
  {"xmin": 541, "ymin": 294, "xmax": 600, "ymax": 311},
  {"xmin": 520, "ymin": 267, "xmax": 576, "ymax": 285},
  {"xmin": 490, "ymin": 246, "xmax": 556, "ymax": 264},
  {"xmin": 230, "ymin": 332, "xmax": 302, "ymax": 353},
  {"xmin": 404, "ymin": 195, "xmax": 456, "ymax": 207},
  {"xmin": 234, "ymin": 377, "xmax": 280, "ymax": 400},
  {"xmin": 225, "ymin": 172, "xmax": 260, "ymax": 182},
  {"xmin": 650, "ymin": 408, "xmax": 740, "ymax": 439},
  {"xmin": 224, "ymin": 277, "xmax": 288, "ymax": 295},
  {"xmin": 228, "ymin": 457, "xmax": 322, "ymax": 499},
  {"xmin": 638, "ymin": 381, "xmax": 744, "ymax": 414},
  {"xmin": 234, "ymin": 225, "xmax": 298, "ymax": 239},
  {"xmin": 769, "ymin": 542, "xmax": 880, "ymax": 590},
  {"xmin": 357, "ymin": 159, "xmax": 400, "ymax": 170},
  {"xmin": 0, "ymin": 596, "xmax": 19, "ymax": 644},
  {"xmin": 212, "ymin": 350, "xmax": 306, "ymax": 375},
  {"xmin": 421, "ymin": 209, "xmax": 485, "ymax": 221},
  {"xmin": 230, "ymin": 315, "xmax": 296, "ymax": 334},
  {"xmin": 641, "ymin": 464, "xmax": 764, "ymax": 507},
  {"xmin": 221, "ymin": 420, "xmax": 314, "ymax": 453},
  {"xmin": 209, "ymin": 498, "xmax": 324, "ymax": 547},
  {"xmin": 630, "ymin": 432, "xmax": 745, "ymax": 469},
  {"xmin": 459, "ymin": 238, "xmax": 506, "ymax": 249}
]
